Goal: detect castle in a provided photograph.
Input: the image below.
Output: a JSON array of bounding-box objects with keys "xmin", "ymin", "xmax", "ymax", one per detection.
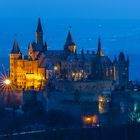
[{"xmin": 10, "ymin": 18, "xmax": 129, "ymax": 91}]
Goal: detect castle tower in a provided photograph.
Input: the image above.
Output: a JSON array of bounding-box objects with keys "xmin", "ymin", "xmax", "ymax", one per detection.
[
  {"xmin": 81, "ymin": 48, "xmax": 85, "ymax": 61},
  {"xmin": 113, "ymin": 56, "xmax": 117, "ymax": 81},
  {"xmin": 10, "ymin": 39, "xmax": 22, "ymax": 87},
  {"xmin": 97, "ymin": 37, "xmax": 104, "ymax": 57},
  {"xmin": 64, "ymin": 31, "xmax": 76, "ymax": 55},
  {"xmin": 92, "ymin": 37, "xmax": 115, "ymax": 81},
  {"xmin": 116, "ymin": 52, "xmax": 129, "ymax": 89},
  {"xmin": 36, "ymin": 18, "xmax": 43, "ymax": 45}
]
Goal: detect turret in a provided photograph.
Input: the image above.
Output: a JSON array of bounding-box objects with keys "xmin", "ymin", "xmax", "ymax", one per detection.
[
  {"xmin": 64, "ymin": 31, "xmax": 76, "ymax": 54},
  {"xmin": 113, "ymin": 56, "xmax": 117, "ymax": 81},
  {"xmin": 10, "ymin": 39, "xmax": 22, "ymax": 60},
  {"xmin": 118, "ymin": 52, "xmax": 126, "ymax": 63},
  {"xmin": 97, "ymin": 36, "xmax": 104, "ymax": 56},
  {"xmin": 36, "ymin": 18, "xmax": 43, "ymax": 45},
  {"xmin": 11, "ymin": 39, "xmax": 21, "ymax": 54},
  {"xmin": 81, "ymin": 48, "xmax": 85, "ymax": 61},
  {"xmin": 115, "ymin": 52, "xmax": 129, "ymax": 89},
  {"xmin": 10, "ymin": 39, "xmax": 22, "ymax": 87}
]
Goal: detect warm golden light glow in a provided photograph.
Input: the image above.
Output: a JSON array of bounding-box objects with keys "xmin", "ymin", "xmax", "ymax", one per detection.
[
  {"xmin": 10, "ymin": 53, "xmax": 46, "ymax": 91},
  {"xmin": 68, "ymin": 45, "xmax": 76, "ymax": 53},
  {"xmin": 0, "ymin": 70, "xmax": 16, "ymax": 94},
  {"xmin": 71, "ymin": 71, "xmax": 85, "ymax": 81},
  {"xmin": 54, "ymin": 66, "xmax": 58, "ymax": 71},
  {"xmin": 82, "ymin": 115, "xmax": 98, "ymax": 126},
  {"xmin": 25, "ymin": 73, "xmax": 46, "ymax": 90},
  {"xmin": 72, "ymin": 72, "xmax": 75, "ymax": 76},
  {"xmin": 98, "ymin": 95, "xmax": 110, "ymax": 114},
  {"xmin": 83, "ymin": 117, "xmax": 92, "ymax": 124},
  {"xmin": 4, "ymin": 79, "xmax": 11, "ymax": 85}
]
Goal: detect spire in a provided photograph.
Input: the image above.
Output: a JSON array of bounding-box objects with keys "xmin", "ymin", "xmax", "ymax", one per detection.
[
  {"xmin": 97, "ymin": 36, "xmax": 104, "ymax": 56},
  {"xmin": 64, "ymin": 30, "xmax": 76, "ymax": 54},
  {"xmin": 11, "ymin": 39, "xmax": 21, "ymax": 54},
  {"xmin": 36, "ymin": 18, "xmax": 43, "ymax": 45},
  {"xmin": 64, "ymin": 31, "xmax": 75, "ymax": 47},
  {"xmin": 36, "ymin": 18, "xmax": 43, "ymax": 33}
]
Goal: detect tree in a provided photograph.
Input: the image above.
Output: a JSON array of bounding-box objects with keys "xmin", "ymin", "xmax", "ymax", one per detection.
[
  {"xmin": 47, "ymin": 80, "xmax": 55, "ymax": 92},
  {"xmin": 129, "ymin": 103, "xmax": 140, "ymax": 123},
  {"xmin": 74, "ymin": 90, "xmax": 80, "ymax": 103},
  {"xmin": 22, "ymin": 100, "xmax": 44, "ymax": 115},
  {"xmin": 0, "ymin": 105, "xmax": 5, "ymax": 117},
  {"xmin": 45, "ymin": 110, "xmax": 75, "ymax": 127}
]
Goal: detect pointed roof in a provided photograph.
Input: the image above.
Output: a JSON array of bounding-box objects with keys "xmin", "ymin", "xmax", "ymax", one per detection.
[
  {"xmin": 64, "ymin": 31, "xmax": 75, "ymax": 47},
  {"xmin": 44, "ymin": 41, "xmax": 48, "ymax": 50},
  {"xmin": 81, "ymin": 48, "xmax": 85, "ymax": 61},
  {"xmin": 118, "ymin": 52, "xmax": 125, "ymax": 62},
  {"xmin": 114, "ymin": 56, "xmax": 117, "ymax": 63},
  {"xmin": 11, "ymin": 39, "xmax": 21, "ymax": 54},
  {"xmin": 97, "ymin": 37, "xmax": 104, "ymax": 57},
  {"xmin": 81, "ymin": 48, "xmax": 84, "ymax": 55},
  {"xmin": 36, "ymin": 18, "xmax": 43, "ymax": 32}
]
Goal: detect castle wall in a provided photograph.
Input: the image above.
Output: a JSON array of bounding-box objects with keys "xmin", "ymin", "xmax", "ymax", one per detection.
[
  {"xmin": 10, "ymin": 54, "xmax": 46, "ymax": 90},
  {"xmin": 54, "ymin": 80, "xmax": 114, "ymax": 92}
]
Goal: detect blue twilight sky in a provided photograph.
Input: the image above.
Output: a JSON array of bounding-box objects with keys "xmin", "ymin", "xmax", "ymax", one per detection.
[
  {"xmin": 0, "ymin": 0, "xmax": 140, "ymax": 19},
  {"xmin": 1, "ymin": 0, "xmax": 140, "ymax": 80}
]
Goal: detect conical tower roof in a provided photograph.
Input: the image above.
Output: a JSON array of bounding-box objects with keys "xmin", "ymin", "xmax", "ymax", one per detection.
[
  {"xmin": 11, "ymin": 39, "xmax": 21, "ymax": 54},
  {"xmin": 36, "ymin": 18, "xmax": 43, "ymax": 33},
  {"xmin": 64, "ymin": 31, "xmax": 75, "ymax": 47}
]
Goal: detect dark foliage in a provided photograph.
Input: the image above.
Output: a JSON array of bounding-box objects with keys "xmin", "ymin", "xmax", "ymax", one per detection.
[{"xmin": 45, "ymin": 110, "xmax": 75, "ymax": 127}]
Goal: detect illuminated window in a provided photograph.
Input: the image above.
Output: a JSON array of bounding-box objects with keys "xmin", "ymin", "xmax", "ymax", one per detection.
[{"xmin": 82, "ymin": 115, "xmax": 98, "ymax": 126}]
